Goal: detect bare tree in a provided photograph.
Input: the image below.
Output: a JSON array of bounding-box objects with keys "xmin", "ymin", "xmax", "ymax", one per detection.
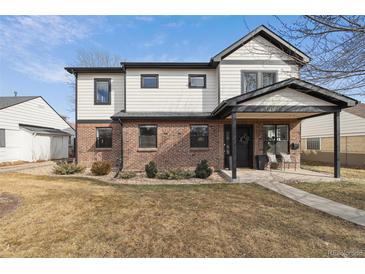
[
  {"xmin": 274, "ymin": 15, "xmax": 365, "ymax": 96},
  {"xmin": 67, "ymin": 49, "xmax": 122, "ymax": 112}
]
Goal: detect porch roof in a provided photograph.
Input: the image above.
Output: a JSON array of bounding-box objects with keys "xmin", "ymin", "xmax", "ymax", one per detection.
[{"xmin": 212, "ymin": 78, "xmax": 359, "ymax": 119}]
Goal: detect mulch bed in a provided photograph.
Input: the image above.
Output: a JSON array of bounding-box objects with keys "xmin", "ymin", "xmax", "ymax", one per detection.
[{"xmin": 0, "ymin": 193, "xmax": 20, "ymax": 218}]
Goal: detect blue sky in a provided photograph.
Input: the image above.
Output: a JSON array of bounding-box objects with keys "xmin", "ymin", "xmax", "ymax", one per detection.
[{"xmin": 0, "ymin": 15, "xmax": 302, "ymax": 121}]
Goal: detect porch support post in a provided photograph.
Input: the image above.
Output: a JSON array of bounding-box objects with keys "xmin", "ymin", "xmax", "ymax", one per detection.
[
  {"xmin": 231, "ymin": 112, "xmax": 237, "ymax": 180},
  {"xmin": 334, "ymin": 111, "xmax": 341, "ymax": 178}
]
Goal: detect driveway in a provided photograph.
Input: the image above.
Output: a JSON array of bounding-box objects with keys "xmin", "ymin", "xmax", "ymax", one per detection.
[{"xmin": 0, "ymin": 161, "xmax": 55, "ymax": 173}]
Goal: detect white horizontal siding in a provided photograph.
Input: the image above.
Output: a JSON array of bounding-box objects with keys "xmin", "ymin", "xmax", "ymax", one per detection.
[
  {"xmin": 77, "ymin": 73, "xmax": 124, "ymax": 120},
  {"xmin": 219, "ymin": 64, "xmax": 299, "ymax": 100},
  {"xmin": 0, "ymin": 97, "xmax": 73, "ymax": 162},
  {"xmin": 240, "ymin": 88, "xmax": 335, "ymax": 106},
  {"xmin": 0, "ymin": 97, "xmax": 71, "ymax": 130},
  {"xmin": 126, "ymin": 69, "xmax": 218, "ymax": 112},
  {"xmin": 302, "ymin": 111, "xmax": 365, "ymax": 138},
  {"xmin": 224, "ymin": 36, "xmax": 295, "ymax": 61}
]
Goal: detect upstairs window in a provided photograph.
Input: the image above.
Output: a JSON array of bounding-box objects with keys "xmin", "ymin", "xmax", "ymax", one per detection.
[
  {"xmin": 0, "ymin": 129, "xmax": 5, "ymax": 147},
  {"xmin": 96, "ymin": 127, "xmax": 112, "ymax": 148},
  {"xmin": 141, "ymin": 74, "xmax": 159, "ymax": 88},
  {"xmin": 263, "ymin": 125, "xmax": 289, "ymax": 155},
  {"xmin": 139, "ymin": 125, "xmax": 157, "ymax": 148},
  {"xmin": 241, "ymin": 71, "xmax": 277, "ymax": 93},
  {"xmin": 242, "ymin": 72, "xmax": 258, "ymax": 92},
  {"xmin": 190, "ymin": 125, "xmax": 209, "ymax": 148},
  {"xmin": 189, "ymin": 74, "xmax": 206, "ymax": 88},
  {"xmin": 94, "ymin": 79, "xmax": 111, "ymax": 105}
]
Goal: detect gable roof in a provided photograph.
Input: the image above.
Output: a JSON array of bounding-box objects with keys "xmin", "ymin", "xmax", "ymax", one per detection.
[
  {"xmin": 211, "ymin": 25, "xmax": 310, "ymax": 64},
  {"xmin": 0, "ymin": 96, "xmax": 39, "ymax": 110},
  {"xmin": 19, "ymin": 124, "xmax": 70, "ymax": 136},
  {"xmin": 345, "ymin": 103, "xmax": 365, "ymax": 119},
  {"xmin": 212, "ymin": 78, "xmax": 359, "ymax": 117}
]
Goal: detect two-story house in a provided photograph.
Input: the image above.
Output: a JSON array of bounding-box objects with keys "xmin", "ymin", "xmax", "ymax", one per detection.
[{"xmin": 65, "ymin": 25, "xmax": 358, "ymax": 179}]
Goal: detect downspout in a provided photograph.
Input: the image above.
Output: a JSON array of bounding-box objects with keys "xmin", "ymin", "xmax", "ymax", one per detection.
[{"xmin": 114, "ymin": 118, "xmax": 123, "ymax": 178}]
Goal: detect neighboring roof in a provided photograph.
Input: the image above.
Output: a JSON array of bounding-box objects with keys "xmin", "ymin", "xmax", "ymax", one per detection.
[
  {"xmin": 121, "ymin": 62, "xmax": 216, "ymax": 69},
  {"xmin": 212, "ymin": 78, "xmax": 359, "ymax": 117},
  {"xmin": 64, "ymin": 67, "xmax": 123, "ymax": 74},
  {"xmin": 112, "ymin": 111, "xmax": 212, "ymax": 120},
  {"xmin": 211, "ymin": 25, "xmax": 311, "ymax": 64},
  {"xmin": 19, "ymin": 124, "xmax": 70, "ymax": 136},
  {"xmin": 0, "ymin": 96, "xmax": 39, "ymax": 110},
  {"xmin": 345, "ymin": 103, "xmax": 365, "ymax": 119}
]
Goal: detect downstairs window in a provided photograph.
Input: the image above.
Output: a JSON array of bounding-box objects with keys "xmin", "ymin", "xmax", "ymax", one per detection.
[{"xmin": 263, "ymin": 125, "xmax": 289, "ymax": 155}]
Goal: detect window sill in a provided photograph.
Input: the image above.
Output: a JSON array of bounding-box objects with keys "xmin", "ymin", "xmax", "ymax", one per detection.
[
  {"xmin": 190, "ymin": 147, "xmax": 209, "ymax": 151},
  {"xmin": 137, "ymin": 148, "xmax": 158, "ymax": 152},
  {"xmin": 95, "ymin": 147, "xmax": 112, "ymax": 151}
]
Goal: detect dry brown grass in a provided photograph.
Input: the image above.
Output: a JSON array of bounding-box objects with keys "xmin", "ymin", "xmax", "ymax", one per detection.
[
  {"xmin": 301, "ymin": 161, "xmax": 365, "ymax": 180},
  {"xmin": 0, "ymin": 173, "xmax": 365, "ymax": 258}
]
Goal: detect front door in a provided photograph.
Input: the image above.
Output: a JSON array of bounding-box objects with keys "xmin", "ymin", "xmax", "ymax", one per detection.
[{"xmin": 224, "ymin": 125, "xmax": 253, "ymax": 168}]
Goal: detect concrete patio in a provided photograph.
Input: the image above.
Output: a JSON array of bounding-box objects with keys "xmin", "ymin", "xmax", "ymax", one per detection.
[{"xmin": 220, "ymin": 168, "xmax": 338, "ymax": 183}]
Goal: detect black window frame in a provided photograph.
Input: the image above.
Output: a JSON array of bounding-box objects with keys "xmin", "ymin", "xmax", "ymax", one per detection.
[
  {"xmin": 190, "ymin": 124, "xmax": 209, "ymax": 148},
  {"xmin": 96, "ymin": 127, "xmax": 113, "ymax": 149},
  {"xmin": 263, "ymin": 124, "xmax": 289, "ymax": 155},
  {"xmin": 241, "ymin": 71, "xmax": 278, "ymax": 93},
  {"xmin": 0, "ymin": 129, "xmax": 5, "ymax": 148},
  {"xmin": 141, "ymin": 74, "xmax": 159, "ymax": 89},
  {"xmin": 139, "ymin": 125, "xmax": 158, "ymax": 149},
  {"xmin": 188, "ymin": 74, "xmax": 207, "ymax": 89},
  {"xmin": 94, "ymin": 78, "xmax": 111, "ymax": 105},
  {"xmin": 307, "ymin": 138, "xmax": 321, "ymax": 150}
]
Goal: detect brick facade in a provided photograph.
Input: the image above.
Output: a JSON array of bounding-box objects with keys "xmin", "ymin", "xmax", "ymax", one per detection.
[
  {"xmin": 76, "ymin": 119, "xmax": 301, "ymax": 171},
  {"xmin": 77, "ymin": 122, "xmax": 122, "ymax": 167},
  {"xmin": 122, "ymin": 120, "xmax": 224, "ymax": 171}
]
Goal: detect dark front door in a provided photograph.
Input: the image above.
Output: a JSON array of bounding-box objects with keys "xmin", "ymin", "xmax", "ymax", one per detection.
[{"xmin": 224, "ymin": 124, "xmax": 253, "ymax": 168}]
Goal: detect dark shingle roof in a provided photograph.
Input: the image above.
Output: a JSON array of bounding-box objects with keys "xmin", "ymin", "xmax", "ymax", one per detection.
[
  {"xmin": 0, "ymin": 96, "xmax": 39, "ymax": 110},
  {"xmin": 112, "ymin": 111, "xmax": 212, "ymax": 120}
]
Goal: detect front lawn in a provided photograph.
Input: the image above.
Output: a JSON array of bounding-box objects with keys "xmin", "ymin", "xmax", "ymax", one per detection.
[
  {"xmin": 301, "ymin": 161, "xmax": 365, "ymax": 180},
  {"xmin": 0, "ymin": 173, "xmax": 364, "ymax": 258}
]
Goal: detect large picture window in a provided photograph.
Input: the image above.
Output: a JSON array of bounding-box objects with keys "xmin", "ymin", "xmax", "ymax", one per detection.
[
  {"xmin": 139, "ymin": 125, "xmax": 157, "ymax": 148},
  {"xmin": 263, "ymin": 125, "xmax": 289, "ymax": 155},
  {"xmin": 96, "ymin": 127, "xmax": 112, "ymax": 148},
  {"xmin": 190, "ymin": 125, "xmax": 209, "ymax": 148}
]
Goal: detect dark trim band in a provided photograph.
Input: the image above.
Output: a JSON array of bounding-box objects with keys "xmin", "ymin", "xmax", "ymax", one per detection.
[{"xmin": 77, "ymin": 119, "xmax": 115, "ymax": 124}]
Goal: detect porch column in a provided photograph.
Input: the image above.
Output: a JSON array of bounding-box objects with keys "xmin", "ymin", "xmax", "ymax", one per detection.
[
  {"xmin": 334, "ymin": 111, "xmax": 341, "ymax": 178},
  {"xmin": 231, "ymin": 112, "xmax": 237, "ymax": 180}
]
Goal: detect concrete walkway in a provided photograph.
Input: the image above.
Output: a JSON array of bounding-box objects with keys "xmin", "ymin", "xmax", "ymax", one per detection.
[
  {"xmin": 0, "ymin": 161, "xmax": 55, "ymax": 173},
  {"xmin": 256, "ymin": 180, "xmax": 365, "ymax": 227}
]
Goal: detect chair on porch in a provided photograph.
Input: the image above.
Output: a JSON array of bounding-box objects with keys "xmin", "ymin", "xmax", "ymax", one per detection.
[
  {"xmin": 280, "ymin": 153, "xmax": 297, "ymax": 171},
  {"xmin": 266, "ymin": 153, "xmax": 278, "ymax": 171}
]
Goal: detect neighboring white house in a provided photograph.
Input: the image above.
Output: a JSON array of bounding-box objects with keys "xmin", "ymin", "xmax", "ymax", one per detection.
[
  {"xmin": 0, "ymin": 96, "xmax": 75, "ymax": 163},
  {"xmin": 301, "ymin": 104, "xmax": 365, "ymax": 167}
]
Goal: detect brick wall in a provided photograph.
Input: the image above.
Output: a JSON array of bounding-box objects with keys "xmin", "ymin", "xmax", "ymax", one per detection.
[
  {"xmin": 122, "ymin": 120, "xmax": 224, "ymax": 171},
  {"xmin": 77, "ymin": 122, "xmax": 122, "ymax": 167},
  {"xmin": 76, "ymin": 119, "xmax": 301, "ymax": 171}
]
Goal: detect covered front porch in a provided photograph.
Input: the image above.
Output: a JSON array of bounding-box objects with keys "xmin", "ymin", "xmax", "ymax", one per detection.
[{"xmin": 212, "ymin": 78, "xmax": 358, "ymax": 180}]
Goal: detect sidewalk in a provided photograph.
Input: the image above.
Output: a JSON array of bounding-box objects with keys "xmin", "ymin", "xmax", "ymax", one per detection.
[{"xmin": 256, "ymin": 180, "xmax": 365, "ymax": 227}]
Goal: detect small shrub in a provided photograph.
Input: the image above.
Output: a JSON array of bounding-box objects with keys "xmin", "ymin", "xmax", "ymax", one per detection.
[
  {"xmin": 156, "ymin": 169, "xmax": 195, "ymax": 180},
  {"xmin": 53, "ymin": 162, "xmax": 85, "ymax": 175},
  {"xmin": 119, "ymin": 171, "xmax": 137, "ymax": 179},
  {"xmin": 195, "ymin": 160, "xmax": 212, "ymax": 179},
  {"xmin": 91, "ymin": 161, "xmax": 111, "ymax": 176},
  {"xmin": 145, "ymin": 161, "xmax": 158, "ymax": 178}
]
